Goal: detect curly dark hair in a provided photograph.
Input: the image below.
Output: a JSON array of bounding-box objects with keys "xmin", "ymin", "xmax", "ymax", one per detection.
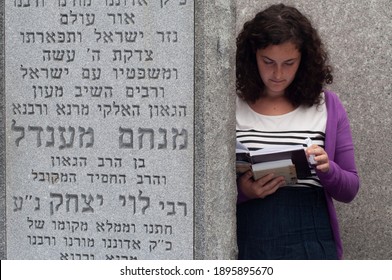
[{"xmin": 236, "ymin": 4, "xmax": 333, "ymax": 106}]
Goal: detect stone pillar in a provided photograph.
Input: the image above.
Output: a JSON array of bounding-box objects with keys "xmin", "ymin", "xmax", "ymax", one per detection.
[
  {"xmin": 0, "ymin": 0, "xmax": 6, "ymax": 260},
  {"xmin": 0, "ymin": 0, "xmax": 237, "ymax": 260},
  {"xmin": 194, "ymin": 0, "xmax": 237, "ymax": 259}
]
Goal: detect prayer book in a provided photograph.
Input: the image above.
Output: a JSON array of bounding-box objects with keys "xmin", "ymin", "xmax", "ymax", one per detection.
[{"xmin": 236, "ymin": 140, "xmax": 312, "ymax": 184}]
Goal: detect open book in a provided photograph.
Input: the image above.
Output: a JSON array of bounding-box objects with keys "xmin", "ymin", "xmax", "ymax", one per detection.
[{"xmin": 236, "ymin": 140, "xmax": 312, "ymax": 184}]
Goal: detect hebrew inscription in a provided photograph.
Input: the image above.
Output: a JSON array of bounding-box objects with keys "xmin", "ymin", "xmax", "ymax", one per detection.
[{"xmin": 6, "ymin": 0, "xmax": 194, "ymax": 260}]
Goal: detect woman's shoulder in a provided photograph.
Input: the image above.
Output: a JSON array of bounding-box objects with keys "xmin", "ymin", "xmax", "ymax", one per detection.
[
  {"xmin": 236, "ymin": 96, "xmax": 250, "ymax": 114},
  {"xmin": 323, "ymin": 89, "xmax": 339, "ymax": 101},
  {"xmin": 323, "ymin": 90, "xmax": 345, "ymax": 106},
  {"xmin": 323, "ymin": 90, "xmax": 348, "ymax": 115},
  {"xmin": 236, "ymin": 96, "xmax": 260, "ymax": 130}
]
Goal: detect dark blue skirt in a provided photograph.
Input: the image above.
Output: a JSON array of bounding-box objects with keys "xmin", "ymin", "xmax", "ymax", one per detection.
[{"xmin": 237, "ymin": 187, "xmax": 338, "ymax": 260}]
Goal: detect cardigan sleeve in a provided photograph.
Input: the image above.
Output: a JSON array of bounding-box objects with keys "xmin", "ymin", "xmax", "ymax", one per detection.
[{"xmin": 317, "ymin": 92, "xmax": 360, "ymax": 203}]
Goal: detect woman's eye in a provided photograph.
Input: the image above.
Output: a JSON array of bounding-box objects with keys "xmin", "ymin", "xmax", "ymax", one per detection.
[{"xmin": 263, "ymin": 60, "xmax": 273, "ymax": 65}]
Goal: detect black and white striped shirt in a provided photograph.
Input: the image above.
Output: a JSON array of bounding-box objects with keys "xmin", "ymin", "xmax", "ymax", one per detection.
[{"xmin": 236, "ymin": 94, "xmax": 327, "ymax": 188}]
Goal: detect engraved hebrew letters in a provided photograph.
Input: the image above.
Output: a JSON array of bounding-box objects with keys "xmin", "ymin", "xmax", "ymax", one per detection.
[{"xmin": 6, "ymin": 1, "xmax": 194, "ymax": 260}]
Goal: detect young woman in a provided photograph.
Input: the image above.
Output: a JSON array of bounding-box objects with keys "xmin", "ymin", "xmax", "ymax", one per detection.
[{"xmin": 236, "ymin": 4, "xmax": 359, "ymax": 259}]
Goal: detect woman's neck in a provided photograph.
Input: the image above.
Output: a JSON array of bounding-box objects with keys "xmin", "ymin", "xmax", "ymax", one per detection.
[{"xmin": 249, "ymin": 95, "xmax": 296, "ymax": 116}]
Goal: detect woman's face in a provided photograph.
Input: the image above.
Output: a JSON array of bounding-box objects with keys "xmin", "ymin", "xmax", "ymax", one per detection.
[{"xmin": 256, "ymin": 41, "xmax": 301, "ymax": 97}]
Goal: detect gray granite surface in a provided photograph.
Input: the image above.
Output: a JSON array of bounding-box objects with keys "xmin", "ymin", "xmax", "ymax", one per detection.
[
  {"xmin": 0, "ymin": 0, "xmax": 237, "ymax": 260},
  {"xmin": 194, "ymin": 0, "xmax": 237, "ymax": 259},
  {"xmin": 0, "ymin": 0, "xmax": 5, "ymax": 261},
  {"xmin": 4, "ymin": 0, "xmax": 196, "ymax": 260}
]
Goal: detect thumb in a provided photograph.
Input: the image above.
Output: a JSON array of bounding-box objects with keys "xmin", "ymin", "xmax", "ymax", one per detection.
[{"xmin": 243, "ymin": 170, "xmax": 254, "ymax": 181}]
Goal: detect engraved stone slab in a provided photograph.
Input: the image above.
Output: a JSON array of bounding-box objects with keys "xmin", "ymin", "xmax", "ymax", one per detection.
[{"xmin": 5, "ymin": 0, "xmax": 194, "ymax": 260}]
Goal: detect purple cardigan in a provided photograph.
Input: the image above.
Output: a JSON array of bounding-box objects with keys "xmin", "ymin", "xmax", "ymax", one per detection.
[
  {"xmin": 317, "ymin": 90, "xmax": 360, "ymax": 259},
  {"xmin": 237, "ymin": 90, "xmax": 360, "ymax": 259}
]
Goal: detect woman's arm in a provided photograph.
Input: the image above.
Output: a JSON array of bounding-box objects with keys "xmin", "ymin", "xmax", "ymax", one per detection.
[{"xmin": 317, "ymin": 99, "xmax": 360, "ymax": 203}]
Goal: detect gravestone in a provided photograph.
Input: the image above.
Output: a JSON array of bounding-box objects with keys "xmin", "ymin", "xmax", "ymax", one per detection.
[{"xmin": 5, "ymin": 0, "xmax": 195, "ymax": 260}]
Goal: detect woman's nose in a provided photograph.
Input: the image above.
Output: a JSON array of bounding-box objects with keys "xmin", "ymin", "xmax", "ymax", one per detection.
[{"xmin": 273, "ymin": 65, "xmax": 283, "ymax": 79}]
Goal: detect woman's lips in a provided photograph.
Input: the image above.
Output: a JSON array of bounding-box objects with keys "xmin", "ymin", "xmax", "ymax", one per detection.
[{"xmin": 270, "ymin": 79, "xmax": 285, "ymax": 84}]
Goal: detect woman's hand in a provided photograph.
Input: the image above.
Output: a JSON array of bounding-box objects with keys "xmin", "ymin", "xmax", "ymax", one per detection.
[
  {"xmin": 306, "ymin": 144, "xmax": 330, "ymax": 173},
  {"xmin": 238, "ymin": 171, "xmax": 286, "ymax": 199}
]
